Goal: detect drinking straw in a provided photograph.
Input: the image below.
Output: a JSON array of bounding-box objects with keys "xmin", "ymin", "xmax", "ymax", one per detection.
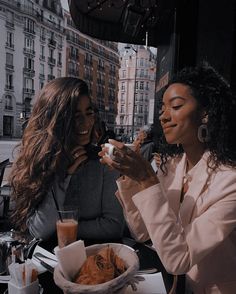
[{"xmin": 51, "ymin": 186, "xmax": 63, "ymax": 222}]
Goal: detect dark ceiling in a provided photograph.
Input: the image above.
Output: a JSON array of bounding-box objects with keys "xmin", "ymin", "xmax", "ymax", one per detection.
[{"xmin": 69, "ymin": 0, "xmax": 176, "ymax": 47}]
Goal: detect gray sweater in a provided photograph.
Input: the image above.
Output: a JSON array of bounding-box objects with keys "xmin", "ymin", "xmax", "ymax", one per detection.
[{"xmin": 26, "ymin": 159, "xmax": 124, "ymax": 241}]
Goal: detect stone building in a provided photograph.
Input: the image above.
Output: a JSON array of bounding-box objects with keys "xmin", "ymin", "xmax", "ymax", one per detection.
[
  {"xmin": 64, "ymin": 9, "xmax": 119, "ymax": 130},
  {"xmin": 0, "ymin": 0, "xmax": 119, "ymax": 138},
  {"xmin": 0, "ymin": 0, "xmax": 65, "ymax": 138},
  {"xmin": 116, "ymin": 45, "xmax": 156, "ymax": 141}
]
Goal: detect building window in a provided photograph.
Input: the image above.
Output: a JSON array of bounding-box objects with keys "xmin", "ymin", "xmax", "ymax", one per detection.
[
  {"xmin": 135, "ymin": 93, "xmax": 138, "ymax": 101},
  {"xmin": 24, "ymin": 57, "xmax": 34, "ymax": 70},
  {"xmin": 140, "ymin": 58, "xmax": 144, "ymax": 66},
  {"xmin": 25, "ymin": 37, "xmax": 34, "ymax": 50},
  {"xmin": 85, "ymin": 39, "xmax": 91, "ymax": 50},
  {"xmin": 5, "ymin": 95, "xmax": 13, "ymax": 110},
  {"xmin": 49, "ymin": 48, "xmax": 54, "ymax": 59},
  {"xmin": 58, "ymin": 35, "xmax": 63, "ymax": 48},
  {"xmin": 140, "ymin": 81, "xmax": 144, "ymax": 90},
  {"xmin": 6, "ymin": 73, "xmax": 13, "ymax": 90},
  {"xmin": 121, "ymin": 82, "xmax": 125, "ymax": 91},
  {"xmin": 120, "ymin": 116, "xmax": 124, "ymax": 125},
  {"xmin": 24, "ymin": 97, "xmax": 31, "ymax": 113},
  {"xmin": 49, "ymin": 30, "xmax": 55, "ymax": 40},
  {"xmin": 39, "ymin": 80, "xmax": 44, "ymax": 89},
  {"xmin": 135, "ymin": 81, "xmax": 138, "ymax": 89},
  {"xmin": 120, "ymin": 105, "xmax": 124, "ymax": 113},
  {"xmin": 49, "ymin": 65, "xmax": 53, "ymax": 75},
  {"xmin": 6, "ymin": 32, "xmax": 14, "ymax": 48},
  {"xmin": 40, "ymin": 63, "xmax": 44, "ymax": 75},
  {"xmin": 58, "ymin": 52, "xmax": 62, "ymax": 65},
  {"xmin": 24, "ymin": 77, "xmax": 34, "ymax": 90},
  {"xmin": 70, "ymin": 46, "xmax": 78, "ymax": 59},
  {"xmin": 139, "ymin": 105, "xmax": 143, "ymax": 113},
  {"xmin": 6, "ymin": 53, "xmax": 13, "ymax": 66},
  {"xmin": 140, "ymin": 69, "xmax": 144, "ymax": 77},
  {"xmin": 40, "ymin": 27, "xmax": 45, "ymax": 40},
  {"xmin": 40, "ymin": 45, "xmax": 45, "ymax": 58},
  {"xmin": 24, "ymin": 17, "xmax": 35, "ymax": 33},
  {"xmin": 122, "ymin": 70, "xmax": 126, "ymax": 78},
  {"xmin": 85, "ymin": 53, "xmax": 92, "ymax": 64},
  {"xmin": 6, "ymin": 10, "xmax": 14, "ymax": 24},
  {"xmin": 140, "ymin": 93, "xmax": 144, "ymax": 102},
  {"xmin": 146, "ymin": 82, "xmax": 149, "ymax": 90},
  {"xmin": 121, "ymin": 93, "xmax": 125, "ymax": 103}
]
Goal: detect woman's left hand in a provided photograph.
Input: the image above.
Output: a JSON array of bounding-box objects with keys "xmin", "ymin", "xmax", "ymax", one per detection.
[{"xmin": 99, "ymin": 139, "xmax": 159, "ymax": 188}]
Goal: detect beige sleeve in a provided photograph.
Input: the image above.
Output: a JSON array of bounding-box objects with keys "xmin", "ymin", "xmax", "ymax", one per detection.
[
  {"xmin": 116, "ymin": 176, "xmax": 150, "ymax": 242},
  {"xmin": 133, "ymin": 174, "xmax": 236, "ymax": 275}
]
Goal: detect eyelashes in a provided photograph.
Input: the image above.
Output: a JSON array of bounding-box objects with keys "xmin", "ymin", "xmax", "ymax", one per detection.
[{"xmin": 159, "ymin": 105, "xmax": 183, "ymax": 116}]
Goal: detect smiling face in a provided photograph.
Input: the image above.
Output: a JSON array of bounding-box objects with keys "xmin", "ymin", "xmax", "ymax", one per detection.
[
  {"xmin": 159, "ymin": 83, "xmax": 204, "ymax": 147},
  {"xmin": 74, "ymin": 95, "xmax": 95, "ymax": 146}
]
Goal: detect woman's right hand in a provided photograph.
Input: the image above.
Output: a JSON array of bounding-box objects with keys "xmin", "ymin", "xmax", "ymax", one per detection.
[
  {"xmin": 99, "ymin": 139, "xmax": 159, "ymax": 189},
  {"xmin": 67, "ymin": 146, "xmax": 88, "ymax": 174}
]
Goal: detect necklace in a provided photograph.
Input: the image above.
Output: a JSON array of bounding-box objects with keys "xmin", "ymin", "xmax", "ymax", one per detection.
[{"xmin": 183, "ymin": 173, "xmax": 192, "ymax": 185}]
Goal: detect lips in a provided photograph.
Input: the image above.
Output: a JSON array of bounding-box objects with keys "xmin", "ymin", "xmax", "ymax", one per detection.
[{"xmin": 162, "ymin": 125, "xmax": 176, "ymax": 132}]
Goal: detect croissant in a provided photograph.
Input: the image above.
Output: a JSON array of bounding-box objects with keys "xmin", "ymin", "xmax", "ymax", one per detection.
[{"xmin": 74, "ymin": 246, "xmax": 126, "ymax": 285}]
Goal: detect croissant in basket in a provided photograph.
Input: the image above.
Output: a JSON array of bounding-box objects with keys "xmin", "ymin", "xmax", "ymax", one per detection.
[{"xmin": 74, "ymin": 246, "xmax": 126, "ymax": 285}]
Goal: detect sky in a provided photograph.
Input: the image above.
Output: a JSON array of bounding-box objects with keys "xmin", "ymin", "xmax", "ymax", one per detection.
[{"xmin": 61, "ymin": 0, "xmax": 69, "ymax": 11}]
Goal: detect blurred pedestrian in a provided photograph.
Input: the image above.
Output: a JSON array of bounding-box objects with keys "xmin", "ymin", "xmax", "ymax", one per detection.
[{"xmin": 134, "ymin": 125, "xmax": 155, "ymax": 161}]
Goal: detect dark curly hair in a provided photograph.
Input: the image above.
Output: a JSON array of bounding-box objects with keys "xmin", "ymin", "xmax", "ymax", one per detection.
[{"xmin": 158, "ymin": 62, "xmax": 236, "ymax": 172}]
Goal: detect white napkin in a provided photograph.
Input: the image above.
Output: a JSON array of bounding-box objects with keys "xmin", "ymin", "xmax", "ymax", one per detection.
[
  {"xmin": 125, "ymin": 272, "xmax": 167, "ymax": 294},
  {"xmin": 32, "ymin": 245, "xmax": 58, "ymax": 274},
  {"xmin": 55, "ymin": 240, "xmax": 86, "ymax": 280}
]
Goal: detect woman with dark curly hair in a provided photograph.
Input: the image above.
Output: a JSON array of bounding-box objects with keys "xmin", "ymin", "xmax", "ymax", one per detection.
[
  {"xmin": 100, "ymin": 63, "xmax": 236, "ymax": 293},
  {"xmin": 10, "ymin": 77, "xmax": 124, "ymax": 244}
]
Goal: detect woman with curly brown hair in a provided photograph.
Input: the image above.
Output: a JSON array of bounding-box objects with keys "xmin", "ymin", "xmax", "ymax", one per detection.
[
  {"xmin": 10, "ymin": 77, "xmax": 124, "ymax": 244},
  {"xmin": 100, "ymin": 63, "xmax": 236, "ymax": 293}
]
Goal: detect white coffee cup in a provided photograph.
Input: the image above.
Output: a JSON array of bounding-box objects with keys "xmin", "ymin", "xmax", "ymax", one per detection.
[
  {"xmin": 8, "ymin": 279, "xmax": 39, "ymax": 294},
  {"xmin": 104, "ymin": 143, "xmax": 135, "ymax": 160}
]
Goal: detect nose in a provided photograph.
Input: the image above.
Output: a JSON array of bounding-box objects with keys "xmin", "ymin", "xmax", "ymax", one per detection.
[{"xmin": 159, "ymin": 108, "xmax": 171, "ymax": 124}]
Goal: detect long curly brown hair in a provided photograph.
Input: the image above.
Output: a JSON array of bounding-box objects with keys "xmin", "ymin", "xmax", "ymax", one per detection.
[{"xmin": 10, "ymin": 77, "xmax": 90, "ymax": 231}]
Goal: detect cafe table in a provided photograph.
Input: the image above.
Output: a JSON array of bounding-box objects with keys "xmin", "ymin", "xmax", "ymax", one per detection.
[{"xmin": 0, "ymin": 238, "xmax": 185, "ymax": 294}]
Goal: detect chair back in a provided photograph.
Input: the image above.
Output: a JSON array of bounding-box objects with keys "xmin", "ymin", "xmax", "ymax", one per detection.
[{"xmin": 0, "ymin": 159, "xmax": 10, "ymax": 187}]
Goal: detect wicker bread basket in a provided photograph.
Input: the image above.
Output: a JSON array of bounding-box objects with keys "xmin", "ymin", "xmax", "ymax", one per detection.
[{"xmin": 54, "ymin": 243, "xmax": 139, "ymax": 294}]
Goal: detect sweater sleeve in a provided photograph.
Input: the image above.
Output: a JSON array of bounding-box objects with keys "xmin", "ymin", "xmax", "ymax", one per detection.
[
  {"xmin": 116, "ymin": 176, "xmax": 150, "ymax": 242},
  {"xmin": 26, "ymin": 176, "xmax": 71, "ymax": 240}
]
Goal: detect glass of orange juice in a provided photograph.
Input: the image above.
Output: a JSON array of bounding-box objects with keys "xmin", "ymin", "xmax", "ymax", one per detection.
[{"xmin": 56, "ymin": 210, "xmax": 78, "ymax": 248}]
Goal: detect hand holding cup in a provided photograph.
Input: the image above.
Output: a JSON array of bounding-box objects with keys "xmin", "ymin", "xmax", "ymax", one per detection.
[
  {"xmin": 104, "ymin": 143, "xmax": 135, "ymax": 160},
  {"xmin": 99, "ymin": 140, "xmax": 158, "ymax": 188}
]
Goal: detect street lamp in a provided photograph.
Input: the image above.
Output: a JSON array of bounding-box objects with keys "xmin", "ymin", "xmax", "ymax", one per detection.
[{"xmin": 124, "ymin": 45, "xmax": 138, "ymax": 141}]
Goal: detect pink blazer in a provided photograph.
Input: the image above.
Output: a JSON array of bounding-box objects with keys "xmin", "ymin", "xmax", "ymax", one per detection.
[{"xmin": 116, "ymin": 152, "xmax": 236, "ymax": 294}]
